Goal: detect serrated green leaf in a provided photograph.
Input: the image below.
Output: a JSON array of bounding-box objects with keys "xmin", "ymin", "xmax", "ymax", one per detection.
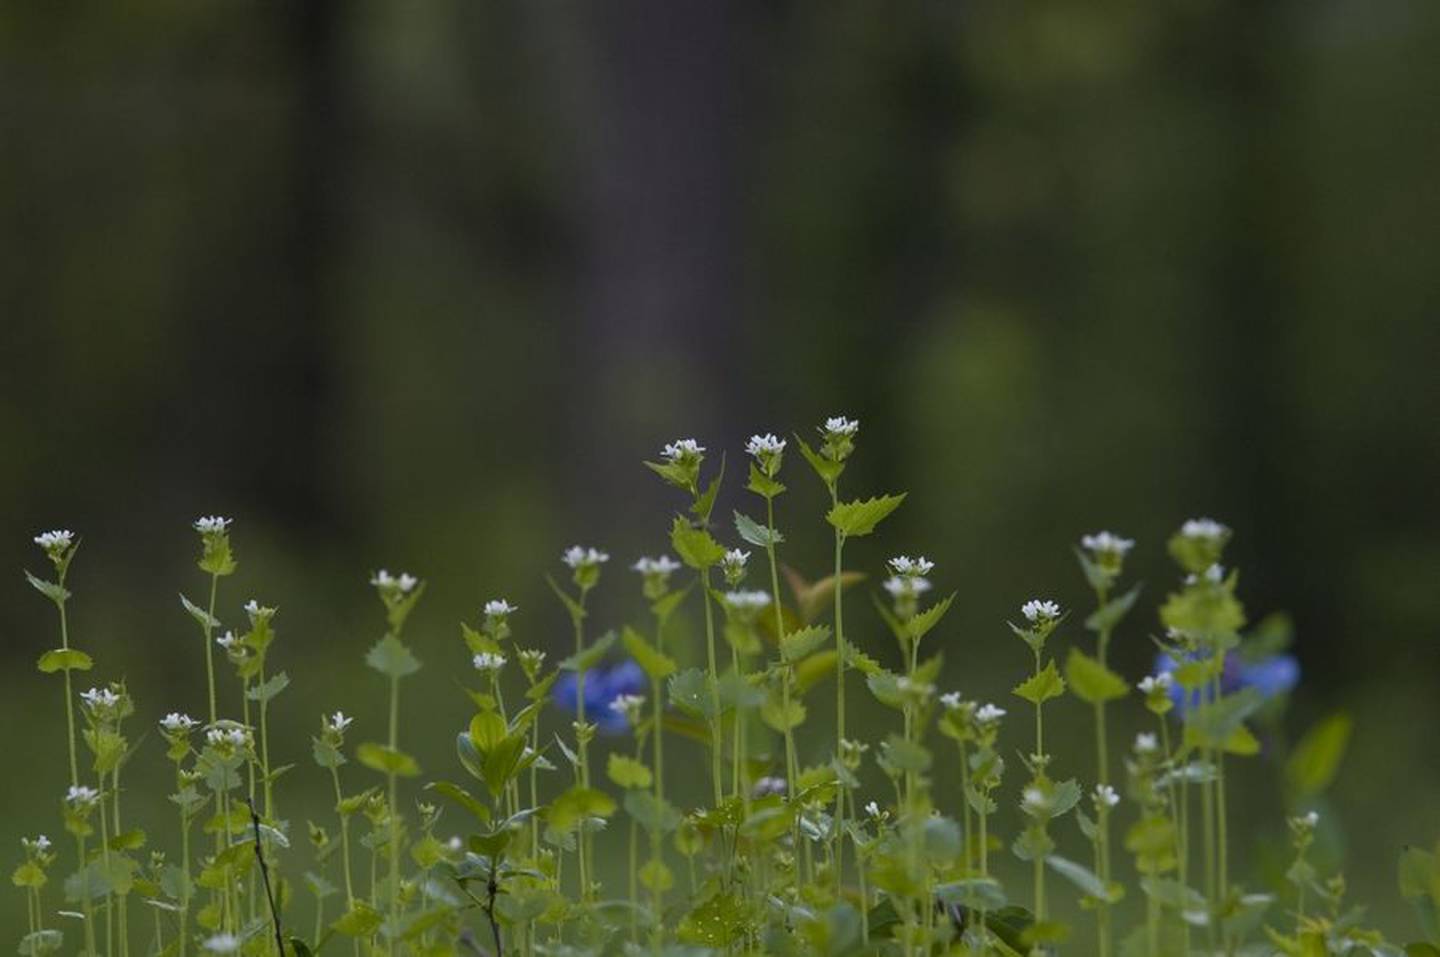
[
  {"xmin": 559, "ymin": 630, "xmax": 617, "ymax": 674},
  {"xmin": 734, "ymin": 510, "xmax": 783, "ymax": 548},
  {"xmin": 671, "ymin": 516, "xmax": 726, "ymax": 569},
  {"xmin": 25, "ymin": 571, "xmax": 69, "ymax": 604},
  {"xmin": 760, "ymin": 694, "xmax": 806, "ymax": 732},
  {"xmin": 425, "ymin": 780, "xmax": 493, "ymax": 825},
  {"xmin": 364, "ymin": 636, "xmax": 420, "ymax": 679},
  {"xmin": 794, "ymin": 435, "xmax": 844, "ymax": 487},
  {"xmin": 246, "ymin": 671, "xmax": 290, "ymax": 704},
  {"xmin": 1064, "ymin": 648, "xmax": 1129, "ymax": 704},
  {"xmin": 624, "ymin": 790, "xmax": 682, "ymax": 835},
  {"xmin": 668, "ymin": 668, "xmax": 715, "ymax": 719},
  {"xmin": 1013, "ymin": 659, "xmax": 1066, "ymax": 705},
  {"xmin": 826, "ymin": 494, "xmax": 906, "ymax": 538},
  {"xmin": 607, "ymin": 753, "xmax": 652, "ymax": 790},
  {"xmin": 332, "ymin": 901, "xmax": 384, "ymax": 936},
  {"xmin": 1085, "ymin": 583, "xmax": 1143, "ymax": 633},
  {"xmin": 548, "ymin": 786, "xmax": 616, "ymax": 832},
  {"xmin": 780, "ymin": 624, "xmax": 831, "ymax": 662},
  {"xmin": 906, "ymin": 592, "xmax": 956, "ymax": 643},
  {"xmin": 179, "ymin": 593, "xmax": 219, "ymax": 630}
]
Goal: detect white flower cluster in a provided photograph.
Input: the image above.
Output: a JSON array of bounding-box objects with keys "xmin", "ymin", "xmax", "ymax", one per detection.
[
  {"xmin": 887, "ymin": 555, "xmax": 934, "ymax": 577},
  {"xmin": 1021, "ymin": 599, "xmax": 1061, "ymax": 623},
  {"xmin": 865, "ymin": 800, "xmax": 884, "ymax": 819},
  {"xmin": 216, "ymin": 631, "xmax": 240, "ymax": 650},
  {"xmin": 160, "ymin": 712, "xmax": 198, "ymax": 734},
  {"xmin": 370, "ymin": 569, "xmax": 419, "ymax": 593},
  {"xmin": 473, "ymin": 652, "xmax": 507, "ymax": 673},
  {"xmin": 206, "ymin": 726, "xmax": 251, "ymax": 750},
  {"xmin": 975, "ymin": 703, "xmax": 1007, "ymax": 725},
  {"xmin": 193, "ymin": 516, "xmax": 232, "ymax": 535},
  {"xmin": 324, "ymin": 711, "xmax": 354, "ymax": 734},
  {"xmin": 203, "ymin": 934, "xmax": 241, "ymax": 954},
  {"xmin": 1138, "ymin": 673, "xmax": 1173, "ymax": 695},
  {"xmin": 1094, "ymin": 784, "xmax": 1120, "ymax": 809},
  {"xmin": 939, "ymin": 691, "xmax": 963, "ymax": 710},
  {"xmin": 1134, "ymin": 732, "xmax": 1158, "ymax": 754},
  {"xmin": 1181, "ymin": 517, "xmax": 1228, "ymax": 541},
  {"xmin": 608, "ymin": 694, "xmax": 646, "ymax": 720},
  {"xmin": 33, "ymin": 529, "xmax": 74, "ymax": 552},
  {"xmin": 562, "ymin": 546, "xmax": 609, "ymax": 569},
  {"xmin": 66, "ymin": 785, "xmax": 100, "ymax": 808},
  {"xmin": 1081, "ymin": 531, "xmax": 1135, "ymax": 556},
  {"xmin": 484, "ymin": 599, "xmax": 517, "ymax": 617},
  {"xmin": 745, "ymin": 433, "xmax": 786, "ymax": 457},
  {"xmin": 822, "ymin": 416, "xmax": 859, "ymax": 437},
  {"xmin": 80, "ymin": 686, "xmax": 121, "ymax": 712},
  {"xmin": 1021, "ymin": 786, "xmax": 1047, "ymax": 814},
  {"xmin": 632, "ymin": 555, "xmax": 681, "ymax": 577},
  {"xmin": 661, "ymin": 439, "xmax": 705, "ymax": 462},
  {"xmin": 723, "ymin": 590, "xmax": 772, "ymax": 611},
  {"xmin": 22, "ymin": 835, "xmax": 51, "ymax": 854}
]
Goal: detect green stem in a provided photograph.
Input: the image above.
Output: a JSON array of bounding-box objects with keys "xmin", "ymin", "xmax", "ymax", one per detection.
[
  {"xmin": 77, "ymin": 833, "xmax": 96, "ymax": 957},
  {"xmin": 58, "ymin": 601, "xmax": 79, "ymax": 787},
  {"xmin": 830, "ymin": 483, "xmax": 847, "ymax": 892},
  {"xmin": 203, "ymin": 573, "xmax": 219, "ymax": 725},
  {"xmin": 701, "ymin": 568, "xmax": 723, "ymax": 808},
  {"xmin": 178, "ymin": 790, "xmax": 190, "ymax": 957},
  {"xmin": 387, "ymin": 673, "xmax": 400, "ymax": 956},
  {"xmin": 571, "ymin": 596, "xmax": 592, "ymax": 903}
]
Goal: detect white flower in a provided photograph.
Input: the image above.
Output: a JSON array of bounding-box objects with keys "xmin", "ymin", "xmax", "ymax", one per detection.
[
  {"xmin": 1181, "ymin": 518, "xmax": 1228, "ymax": 542},
  {"xmin": 1094, "ymin": 784, "xmax": 1120, "ymax": 809},
  {"xmin": 822, "ymin": 416, "xmax": 859, "ymax": 436},
  {"xmin": 745, "ymin": 433, "xmax": 786, "ymax": 457},
  {"xmin": 193, "ymin": 516, "xmax": 232, "ymax": 535},
  {"xmin": 1021, "ymin": 787, "xmax": 1047, "ymax": 813},
  {"xmin": 370, "ymin": 569, "xmax": 419, "ymax": 593},
  {"xmin": 473, "ymin": 652, "xmax": 507, "ymax": 673},
  {"xmin": 518, "ymin": 649, "xmax": 547, "ymax": 669},
  {"xmin": 326, "ymin": 712, "xmax": 353, "ymax": 733},
  {"xmin": 608, "ymin": 694, "xmax": 645, "ymax": 719},
  {"xmin": 216, "ymin": 630, "xmax": 239, "ymax": 650},
  {"xmin": 1301, "ymin": 811, "xmax": 1319, "ymax": 827},
  {"xmin": 1021, "ymin": 599, "xmax": 1061, "ymax": 623},
  {"xmin": 632, "ymin": 555, "xmax": 682, "ymax": 576},
  {"xmin": 661, "ymin": 439, "xmax": 705, "ymax": 462},
  {"xmin": 203, "ymin": 934, "xmax": 241, "ymax": 954},
  {"xmin": 244, "ymin": 599, "xmax": 260, "ymax": 615},
  {"xmin": 723, "ymin": 548, "xmax": 750, "ymax": 568},
  {"xmin": 484, "ymin": 599, "xmax": 517, "ymax": 617},
  {"xmin": 882, "ymin": 575, "xmax": 932, "ymax": 598},
  {"xmin": 895, "ymin": 676, "xmax": 936, "ymax": 697},
  {"xmin": 752, "ymin": 776, "xmax": 788, "ymax": 798},
  {"xmin": 1081, "ymin": 531, "xmax": 1136, "ymax": 556},
  {"xmin": 939, "ymin": 691, "xmax": 963, "ymax": 710},
  {"xmin": 723, "ymin": 590, "xmax": 772, "ymax": 611},
  {"xmin": 66, "ymin": 785, "xmax": 100, "ymax": 808},
  {"xmin": 562, "ymin": 546, "xmax": 609, "ymax": 569},
  {"xmin": 446, "ymin": 835, "xmax": 464, "ymax": 851},
  {"xmin": 975, "ymin": 703, "xmax": 1007, "ymax": 724},
  {"xmin": 887, "ymin": 555, "xmax": 935, "ymax": 577},
  {"xmin": 1134, "ymin": 732, "xmax": 1158, "ymax": 754},
  {"xmin": 30, "ymin": 835, "xmax": 52, "ymax": 852},
  {"xmin": 1138, "ymin": 673, "xmax": 1174, "ymax": 694},
  {"xmin": 206, "ymin": 727, "xmax": 250, "ymax": 749},
  {"xmin": 80, "ymin": 687, "xmax": 120, "ymax": 711},
  {"xmin": 33, "ymin": 529, "xmax": 75, "ymax": 552},
  {"xmin": 1204, "ymin": 563, "xmax": 1224, "ymax": 583},
  {"xmin": 160, "ymin": 713, "xmax": 198, "ymax": 733},
  {"xmin": 865, "ymin": 801, "xmax": 883, "ymax": 818}
]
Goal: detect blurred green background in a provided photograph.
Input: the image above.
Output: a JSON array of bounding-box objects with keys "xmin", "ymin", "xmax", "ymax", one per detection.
[{"xmin": 3, "ymin": 0, "xmax": 1439, "ymax": 946}]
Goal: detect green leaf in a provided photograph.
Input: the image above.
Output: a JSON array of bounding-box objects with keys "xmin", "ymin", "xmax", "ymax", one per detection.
[
  {"xmin": 745, "ymin": 461, "xmax": 785, "ymax": 499},
  {"xmin": 905, "ymin": 592, "xmax": 956, "ymax": 644},
  {"xmin": 1285, "ymin": 712, "xmax": 1352, "ymax": 799},
  {"xmin": 364, "ymin": 636, "xmax": 421, "ymax": 679},
  {"xmin": 469, "ymin": 711, "xmax": 507, "ymax": 751},
  {"xmin": 1013, "ymin": 659, "xmax": 1066, "ymax": 705},
  {"xmin": 355, "ymin": 743, "xmax": 420, "ymax": 778},
  {"xmin": 1085, "ymin": 583, "xmax": 1143, "ymax": 634},
  {"xmin": 547, "ymin": 786, "xmax": 616, "ymax": 832},
  {"xmin": 690, "ymin": 459, "xmax": 725, "ymax": 523},
  {"xmin": 780, "ymin": 624, "xmax": 831, "ymax": 662},
  {"xmin": 1047, "ymin": 855, "xmax": 1108, "ymax": 900},
  {"xmin": 245, "ymin": 671, "xmax": 290, "ymax": 704},
  {"xmin": 623, "ymin": 627, "xmax": 677, "ymax": 681},
  {"xmin": 936, "ymin": 878, "xmax": 1008, "ymax": 911},
  {"xmin": 545, "ymin": 573, "xmax": 587, "ymax": 625},
  {"xmin": 37, "ymin": 648, "xmax": 93, "ymax": 674},
  {"xmin": 760, "ymin": 695, "xmax": 806, "ymax": 732},
  {"xmin": 624, "ymin": 790, "xmax": 682, "ymax": 835},
  {"xmin": 669, "ymin": 668, "xmax": 715, "ymax": 719},
  {"xmin": 25, "ymin": 571, "xmax": 69, "ymax": 604},
  {"xmin": 559, "ymin": 630, "xmax": 617, "ymax": 674},
  {"xmin": 179, "ymin": 593, "xmax": 219, "ymax": 630},
  {"xmin": 332, "ymin": 901, "xmax": 384, "ymax": 936},
  {"xmin": 826, "ymin": 494, "xmax": 906, "ymax": 538},
  {"xmin": 607, "ymin": 753, "xmax": 653, "ymax": 790},
  {"xmin": 425, "ymin": 780, "xmax": 492, "ymax": 825},
  {"xmin": 794, "ymin": 435, "xmax": 843, "ymax": 487},
  {"xmin": 1064, "ymin": 648, "xmax": 1129, "ymax": 704},
  {"xmin": 734, "ymin": 510, "xmax": 783, "ymax": 548},
  {"xmin": 1183, "ymin": 687, "xmax": 1263, "ymax": 751},
  {"xmin": 671, "ymin": 516, "xmax": 726, "ymax": 569}
]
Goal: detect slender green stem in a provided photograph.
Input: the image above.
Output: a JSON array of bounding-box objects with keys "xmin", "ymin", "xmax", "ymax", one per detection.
[
  {"xmin": 203, "ymin": 572, "xmax": 219, "ymax": 725},
  {"xmin": 701, "ymin": 568, "xmax": 723, "ymax": 808},
  {"xmin": 178, "ymin": 791, "xmax": 190, "ymax": 957},
  {"xmin": 77, "ymin": 832, "xmax": 96, "ymax": 957},
  {"xmin": 571, "ymin": 595, "xmax": 593, "ymax": 902},
  {"xmin": 58, "ymin": 601, "xmax": 79, "ymax": 787},
  {"xmin": 830, "ymin": 483, "xmax": 847, "ymax": 891},
  {"xmin": 387, "ymin": 673, "xmax": 401, "ymax": 956},
  {"xmin": 1095, "ymin": 600, "xmax": 1114, "ymax": 957}
]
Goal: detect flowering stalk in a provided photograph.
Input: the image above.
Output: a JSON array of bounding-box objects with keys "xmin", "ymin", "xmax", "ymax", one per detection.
[{"xmin": 555, "ymin": 547, "xmax": 607, "ymax": 901}]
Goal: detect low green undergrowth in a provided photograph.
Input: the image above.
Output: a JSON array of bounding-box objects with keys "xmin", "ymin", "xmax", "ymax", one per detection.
[{"xmin": 13, "ymin": 417, "xmax": 1438, "ymax": 957}]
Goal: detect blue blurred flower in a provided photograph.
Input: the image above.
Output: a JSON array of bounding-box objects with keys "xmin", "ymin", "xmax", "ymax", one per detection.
[
  {"xmin": 1156, "ymin": 650, "xmax": 1299, "ymax": 713},
  {"xmin": 552, "ymin": 660, "xmax": 647, "ymax": 733}
]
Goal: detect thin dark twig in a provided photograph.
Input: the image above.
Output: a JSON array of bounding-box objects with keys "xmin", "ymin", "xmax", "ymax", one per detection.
[
  {"xmin": 247, "ymin": 797, "xmax": 286, "ymax": 956},
  {"xmin": 485, "ymin": 873, "xmax": 504, "ymax": 957}
]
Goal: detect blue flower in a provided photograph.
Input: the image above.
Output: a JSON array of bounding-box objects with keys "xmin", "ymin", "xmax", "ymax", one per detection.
[
  {"xmin": 552, "ymin": 660, "xmax": 647, "ymax": 734},
  {"xmin": 1156, "ymin": 650, "xmax": 1299, "ymax": 713}
]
